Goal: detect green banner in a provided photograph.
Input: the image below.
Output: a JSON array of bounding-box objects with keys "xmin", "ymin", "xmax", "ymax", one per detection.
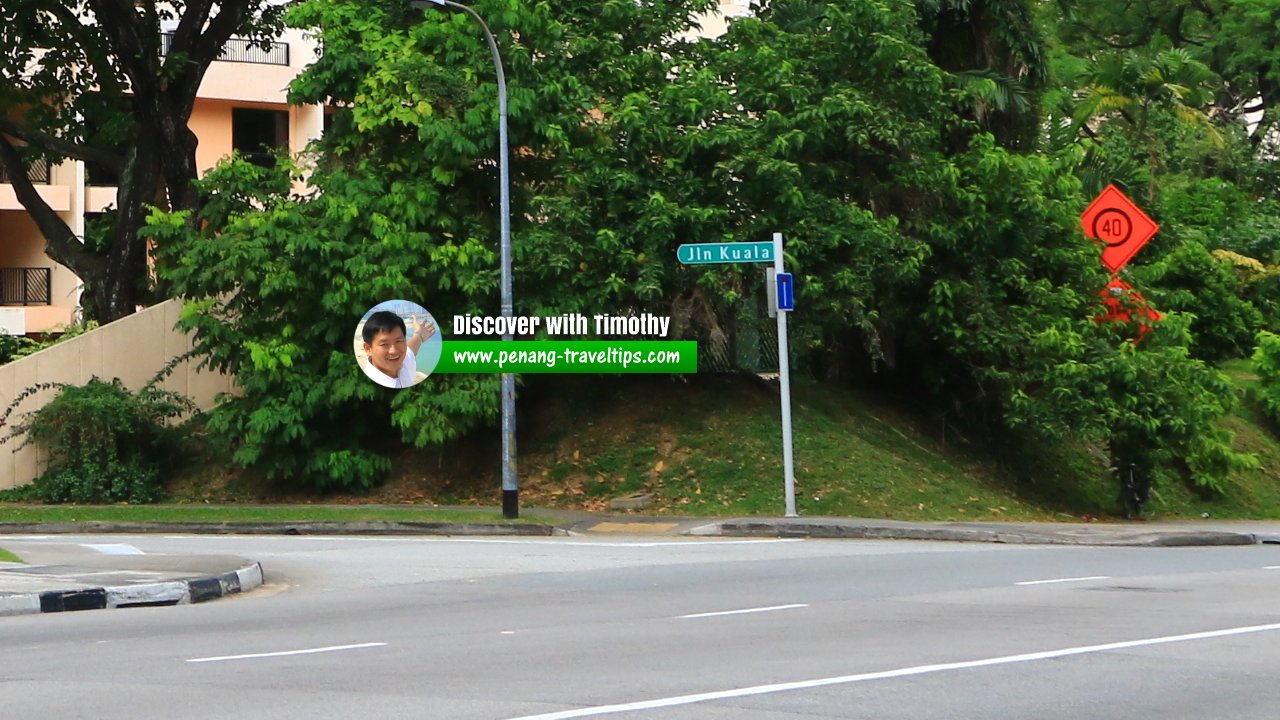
[{"xmin": 435, "ymin": 340, "xmax": 697, "ymax": 374}]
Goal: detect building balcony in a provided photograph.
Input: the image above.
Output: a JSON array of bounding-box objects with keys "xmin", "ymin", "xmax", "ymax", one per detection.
[
  {"xmin": 0, "ymin": 156, "xmax": 67, "ymax": 211},
  {"xmin": 161, "ymin": 33, "xmax": 290, "ymax": 66},
  {"xmin": 0, "ymin": 157, "xmax": 51, "ymax": 185}
]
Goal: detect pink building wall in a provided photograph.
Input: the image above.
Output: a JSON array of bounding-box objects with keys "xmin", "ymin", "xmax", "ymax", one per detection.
[{"xmin": 3, "ymin": 27, "xmax": 324, "ymax": 332}]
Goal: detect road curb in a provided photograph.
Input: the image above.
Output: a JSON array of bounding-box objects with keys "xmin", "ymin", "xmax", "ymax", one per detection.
[
  {"xmin": 0, "ymin": 521, "xmax": 565, "ymax": 536},
  {"xmin": 0, "ymin": 560, "xmax": 263, "ymax": 618},
  {"xmin": 703, "ymin": 521, "xmax": 1259, "ymax": 547},
  {"xmin": 0, "ymin": 519, "xmax": 1262, "ymax": 546}
]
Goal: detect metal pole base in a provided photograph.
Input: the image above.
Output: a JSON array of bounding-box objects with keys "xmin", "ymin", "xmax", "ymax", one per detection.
[{"xmin": 502, "ymin": 489, "xmax": 519, "ymax": 519}]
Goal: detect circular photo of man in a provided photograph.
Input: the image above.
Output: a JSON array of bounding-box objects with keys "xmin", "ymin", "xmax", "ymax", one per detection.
[{"xmin": 353, "ymin": 300, "xmax": 444, "ymax": 389}]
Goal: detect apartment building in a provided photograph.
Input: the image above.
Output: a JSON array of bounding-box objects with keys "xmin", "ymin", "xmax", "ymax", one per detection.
[{"xmin": 0, "ymin": 27, "xmax": 324, "ymax": 337}]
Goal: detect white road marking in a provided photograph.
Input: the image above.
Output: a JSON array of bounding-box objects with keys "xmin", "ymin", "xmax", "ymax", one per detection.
[
  {"xmin": 186, "ymin": 642, "xmax": 386, "ymax": 663},
  {"xmin": 81, "ymin": 543, "xmax": 145, "ymax": 555},
  {"xmin": 503, "ymin": 622, "xmax": 1280, "ymax": 720},
  {"xmin": 1015, "ymin": 575, "xmax": 1110, "ymax": 586},
  {"xmin": 44, "ymin": 570, "xmax": 159, "ymax": 578},
  {"xmin": 1265, "ymin": 566, "xmax": 1280, "ymax": 570},
  {"xmin": 679, "ymin": 604, "xmax": 809, "ymax": 619}
]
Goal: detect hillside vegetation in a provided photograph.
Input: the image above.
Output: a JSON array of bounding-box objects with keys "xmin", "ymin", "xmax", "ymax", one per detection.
[
  {"xmin": 8, "ymin": 2, "xmax": 1280, "ymax": 517},
  {"xmin": 162, "ymin": 372, "xmax": 1280, "ymax": 522}
]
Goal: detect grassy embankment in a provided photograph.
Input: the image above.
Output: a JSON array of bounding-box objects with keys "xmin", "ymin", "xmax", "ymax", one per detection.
[
  {"xmin": 4, "ymin": 369, "xmax": 1279, "ymax": 523},
  {"xmin": 398, "ymin": 371, "xmax": 1280, "ymax": 521}
]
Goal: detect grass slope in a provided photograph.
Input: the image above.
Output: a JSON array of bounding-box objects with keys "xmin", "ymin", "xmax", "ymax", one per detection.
[
  {"xmin": 476, "ymin": 375, "xmax": 1094, "ymax": 521},
  {"xmin": 12, "ymin": 370, "xmax": 1280, "ymax": 522},
  {"xmin": 481, "ymin": 373, "xmax": 1280, "ymax": 521}
]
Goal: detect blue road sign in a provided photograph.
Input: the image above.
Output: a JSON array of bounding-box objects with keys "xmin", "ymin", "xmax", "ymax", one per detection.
[
  {"xmin": 776, "ymin": 272, "xmax": 794, "ymax": 311},
  {"xmin": 677, "ymin": 242, "xmax": 775, "ymax": 265}
]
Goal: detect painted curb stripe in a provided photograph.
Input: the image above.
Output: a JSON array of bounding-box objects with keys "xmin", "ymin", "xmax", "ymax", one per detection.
[
  {"xmin": 0, "ymin": 562, "xmax": 263, "ymax": 616},
  {"xmin": 40, "ymin": 588, "xmax": 107, "ymax": 613}
]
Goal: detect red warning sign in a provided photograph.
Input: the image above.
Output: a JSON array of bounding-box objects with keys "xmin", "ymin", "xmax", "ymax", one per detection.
[
  {"xmin": 1096, "ymin": 277, "xmax": 1162, "ymax": 342},
  {"xmin": 1081, "ymin": 185, "xmax": 1159, "ymax": 273}
]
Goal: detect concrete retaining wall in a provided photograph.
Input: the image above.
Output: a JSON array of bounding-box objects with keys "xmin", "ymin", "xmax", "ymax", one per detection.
[{"xmin": 0, "ymin": 298, "xmax": 233, "ymax": 490}]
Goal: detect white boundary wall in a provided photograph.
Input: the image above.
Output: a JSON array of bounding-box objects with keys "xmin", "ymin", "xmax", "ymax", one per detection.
[{"xmin": 0, "ymin": 298, "xmax": 233, "ymax": 490}]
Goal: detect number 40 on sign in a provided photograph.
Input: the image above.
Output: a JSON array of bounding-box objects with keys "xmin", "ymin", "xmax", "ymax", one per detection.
[{"xmin": 1080, "ymin": 184, "xmax": 1160, "ymax": 273}]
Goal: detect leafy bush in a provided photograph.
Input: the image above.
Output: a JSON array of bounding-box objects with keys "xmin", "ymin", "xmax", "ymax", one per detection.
[
  {"xmin": 1137, "ymin": 237, "xmax": 1265, "ymax": 362},
  {"xmin": 1009, "ymin": 314, "xmax": 1256, "ymax": 500},
  {"xmin": 0, "ymin": 334, "xmax": 35, "ymax": 365},
  {"xmin": 145, "ymin": 156, "xmax": 500, "ymax": 492},
  {"xmin": 1252, "ymin": 331, "xmax": 1280, "ymax": 424},
  {"xmin": 1, "ymin": 378, "xmax": 194, "ymax": 504},
  {"xmin": 1, "ymin": 322, "xmax": 100, "ymax": 366}
]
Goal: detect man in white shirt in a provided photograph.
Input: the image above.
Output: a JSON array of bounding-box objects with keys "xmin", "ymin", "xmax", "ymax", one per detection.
[{"xmin": 360, "ymin": 311, "xmax": 436, "ymax": 389}]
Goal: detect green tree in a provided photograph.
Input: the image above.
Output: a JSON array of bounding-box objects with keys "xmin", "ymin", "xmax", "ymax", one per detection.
[
  {"xmin": 1056, "ymin": 0, "xmax": 1280, "ymax": 151},
  {"xmin": 916, "ymin": 0, "xmax": 1050, "ymax": 150},
  {"xmin": 1010, "ymin": 317, "xmax": 1254, "ymax": 500},
  {"xmin": 714, "ymin": 3, "xmax": 1252, "ymax": 499},
  {"xmin": 0, "ymin": 0, "xmax": 283, "ymax": 322},
  {"xmin": 695, "ymin": 0, "xmax": 955, "ymax": 371},
  {"xmin": 146, "ymin": 0, "xmax": 1255, "ymax": 504},
  {"xmin": 147, "ymin": 0, "xmax": 723, "ymax": 489},
  {"xmin": 1251, "ymin": 329, "xmax": 1280, "ymax": 423},
  {"xmin": 148, "ymin": 157, "xmax": 504, "ymax": 490},
  {"xmin": 1071, "ymin": 45, "xmax": 1223, "ymax": 198}
]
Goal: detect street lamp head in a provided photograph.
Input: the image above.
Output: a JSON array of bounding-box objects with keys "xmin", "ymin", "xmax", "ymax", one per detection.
[{"xmin": 408, "ymin": 0, "xmax": 448, "ymax": 8}]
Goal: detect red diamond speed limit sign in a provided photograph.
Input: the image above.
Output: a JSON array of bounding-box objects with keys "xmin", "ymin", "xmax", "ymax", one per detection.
[{"xmin": 1081, "ymin": 184, "xmax": 1159, "ymax": 273}]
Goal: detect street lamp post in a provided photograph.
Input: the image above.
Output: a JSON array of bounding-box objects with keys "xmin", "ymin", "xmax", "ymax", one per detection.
[{"xmin": 410, "ymin": 0, "xmax": 518, "ymax": 518}]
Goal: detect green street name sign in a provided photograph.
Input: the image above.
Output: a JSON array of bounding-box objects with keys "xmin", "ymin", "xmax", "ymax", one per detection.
[{"xmin": 677, "ymin": 242, "xmax": 775, "ymax": 265}]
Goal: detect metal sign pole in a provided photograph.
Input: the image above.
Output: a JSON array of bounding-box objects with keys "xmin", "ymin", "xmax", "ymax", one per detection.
[{"xmin": 774, "ymin": 232, "xmax": 798, "ymax": 518}]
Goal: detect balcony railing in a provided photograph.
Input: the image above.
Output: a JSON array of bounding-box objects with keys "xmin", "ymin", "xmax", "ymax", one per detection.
[
  {"xmin": 0, "ymin": 267, "xmax": 52, "ymax": 306},
  {"xmin": 0, "ymin": 157, "xmax": 51, "ymax": 184},
  {"xmin": 161, "ymin": 33, "xmax": 290, "ymax": 66}
]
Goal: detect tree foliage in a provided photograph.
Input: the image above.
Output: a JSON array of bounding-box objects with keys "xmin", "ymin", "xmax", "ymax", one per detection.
[
  {"xmin": 148, "ymin": 0, "xmax": 724, "ymax": 489},
  {"xmin": 917, "ymin": 0, "xmax": 1050, "ymax": 149},
  {"xmin": 0, "ymin": 0, "xmax": 284, "ymax": 321},
  {"xmin": 1252, "ymin": 330, "xmax": 1280, "ymax": 425},
  {"xmin": 142, "ymin": 0, "xmax": 1272, "ymax": 505},
  {"xmin": 148, "ymin": 157, "xmax": 501, "ymax": 490}
]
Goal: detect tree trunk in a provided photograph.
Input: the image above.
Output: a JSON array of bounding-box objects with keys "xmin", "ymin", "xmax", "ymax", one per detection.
[{"xmin": 83, "ymin": 124, "xmax": 164, "ymax": 324}]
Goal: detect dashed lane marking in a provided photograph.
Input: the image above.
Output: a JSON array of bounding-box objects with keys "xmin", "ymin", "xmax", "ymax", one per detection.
[
  {"xmin": 186, "ymin": 642, "xmax": 386, "ymax": 663},
  {"xmin": 679, "ymin": 604, "xmax": 809, "ymax": 619},
  {"xmin": 1015, "ymin": 575, "xmax": 1110, "ymax": 586}
]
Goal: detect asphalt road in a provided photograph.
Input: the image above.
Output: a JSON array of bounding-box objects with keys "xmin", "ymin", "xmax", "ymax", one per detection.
[{"xmin": 4, "ymin": 534, "xmax": 1280, "ymax": 719}]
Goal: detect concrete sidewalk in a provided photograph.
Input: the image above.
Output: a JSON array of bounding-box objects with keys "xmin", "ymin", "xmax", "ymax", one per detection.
[{"xmin": 2, "ymin": 513, "xmax": 1276, "ymax": 618}]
